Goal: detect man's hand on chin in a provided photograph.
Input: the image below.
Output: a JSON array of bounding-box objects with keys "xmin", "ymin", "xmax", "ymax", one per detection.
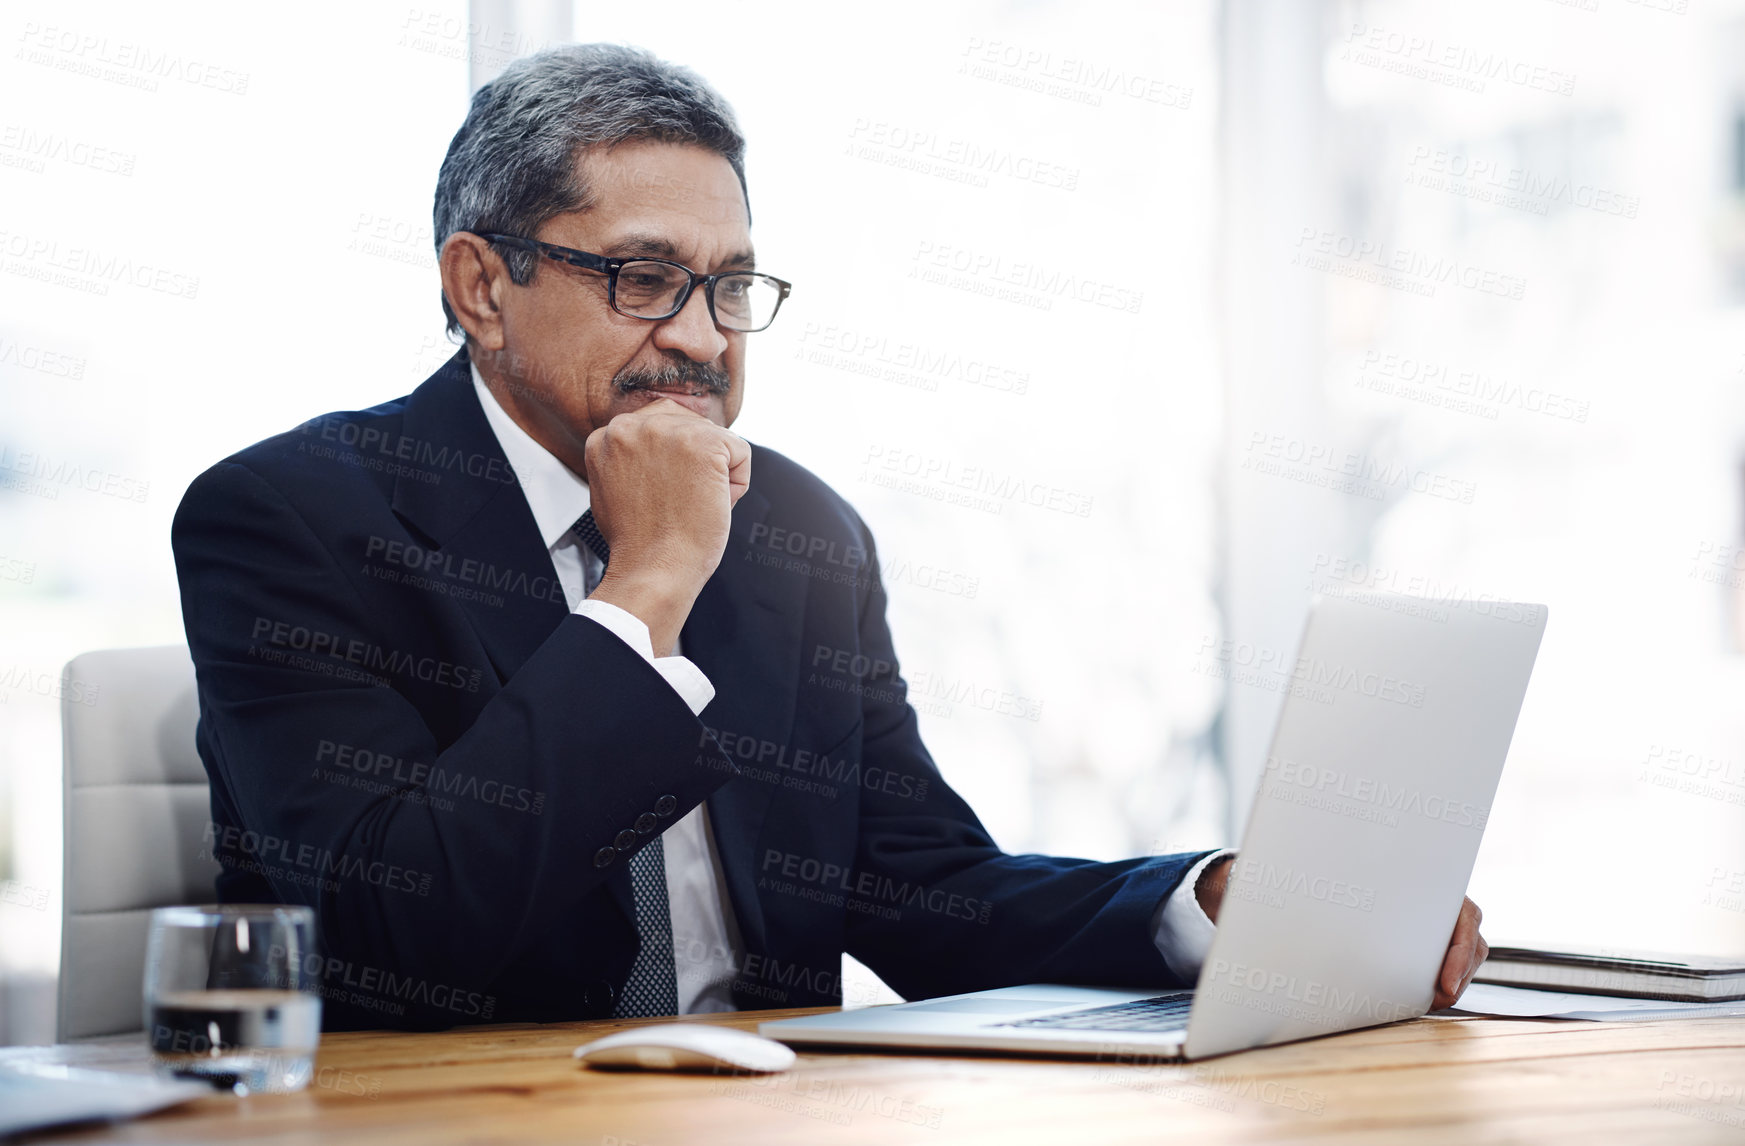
[
  {"xmin": 1194, "ymin": 860, "xmax": 1488, "ymax": 1011},
  {"xmin": 583, "ymin": 396, "xmax": 751, "ymax": 656}
]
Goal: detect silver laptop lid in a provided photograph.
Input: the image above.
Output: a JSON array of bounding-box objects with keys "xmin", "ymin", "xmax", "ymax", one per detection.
[{"xmin": 1183, "ymin": 593, "xmax": 1546, "ymax": 1058}]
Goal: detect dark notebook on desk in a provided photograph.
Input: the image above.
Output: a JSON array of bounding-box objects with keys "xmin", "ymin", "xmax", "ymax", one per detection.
[{"xmin": 1475, "ymin": 946, "xmax": 1745, "ymax": 1002}]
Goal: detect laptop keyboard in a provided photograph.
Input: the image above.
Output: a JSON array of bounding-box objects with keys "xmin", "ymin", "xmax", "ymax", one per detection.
[{"xmin": 996, "ymin": 991, "xmax": 1194, "ymax": 1032}]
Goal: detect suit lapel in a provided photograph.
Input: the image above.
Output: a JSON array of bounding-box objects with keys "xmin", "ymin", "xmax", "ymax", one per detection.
[
  {"xmin": 687, "ymin": 473, "xmax": 809, "ymax": 958},
  {"xmin": 389, "ymin": 349, "xmax": 571, "ymax": 685},
  {"xmin": 388, "ymin": 349, "xmax": 636, "ymax": 925},
  {"xmin": 387, "ymin": 353, "xmax": 807, "ymax": 952}
]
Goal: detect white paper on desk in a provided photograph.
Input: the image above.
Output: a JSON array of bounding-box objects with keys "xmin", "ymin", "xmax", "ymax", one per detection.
[
  {"xmin": 1445, "ymin": 982, "xmax": 1745, "ymax": 1021},
  {"xmin": 0, "ymin": 1063, "xmax": 211, "ymax": 1139}
]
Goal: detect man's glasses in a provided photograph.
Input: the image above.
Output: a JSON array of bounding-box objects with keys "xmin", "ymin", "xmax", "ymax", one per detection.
[{"xmin": 479, "ymin": 232, "xmax": 793, "ymax": 333}]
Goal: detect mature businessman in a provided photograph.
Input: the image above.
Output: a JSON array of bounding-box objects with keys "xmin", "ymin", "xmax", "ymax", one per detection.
[{"xmin": 172, "ymin": 44, "xmax": 1487, "ymax": 1029}]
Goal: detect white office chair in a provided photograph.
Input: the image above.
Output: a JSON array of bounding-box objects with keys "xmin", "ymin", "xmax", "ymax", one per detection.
[{"xmin": 58, "ymin": 645, "xmax": 218, "ymax": 1040}]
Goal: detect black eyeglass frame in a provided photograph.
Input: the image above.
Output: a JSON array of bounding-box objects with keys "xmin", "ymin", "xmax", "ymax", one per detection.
[{"xmin": 478, "ymin": 232, "xmax": 793, "ymax": 333}]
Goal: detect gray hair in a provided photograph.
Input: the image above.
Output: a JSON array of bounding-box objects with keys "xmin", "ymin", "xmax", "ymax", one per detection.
[{"xmin": 432, "ymin": 43, "xmax": 749, "ymax": 338}]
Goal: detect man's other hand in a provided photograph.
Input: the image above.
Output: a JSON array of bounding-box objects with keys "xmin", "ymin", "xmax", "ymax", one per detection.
[
  {"xmin": 584, "ymin": 396, "xmax": 751, "ymax": 655},
  {"xmin": 1432, "ymin": 896, "xmax": 1488, "ymax": 1010},
  {"xmin": 1194, "ymin": 854, "xmax": 1234, "ymax": 921},
  {"xmin": 1198, "ymin": 861, "xmax": 1489, "ymax": 1011}
]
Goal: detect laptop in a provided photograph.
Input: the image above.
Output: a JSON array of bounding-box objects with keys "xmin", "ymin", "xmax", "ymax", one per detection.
[{"xmin": 761, "ymin": 591, "xmax": 1547, "ymax": 1060}]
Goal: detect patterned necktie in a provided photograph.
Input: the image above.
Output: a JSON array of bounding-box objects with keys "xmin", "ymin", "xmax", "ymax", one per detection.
[
  {"xmin": 574, "ymin": 508, "xmax": 610, "ymax": 582},
  {"xmin": 574, "ymin": 509, "xmax": 679, "ymax": 1017}
]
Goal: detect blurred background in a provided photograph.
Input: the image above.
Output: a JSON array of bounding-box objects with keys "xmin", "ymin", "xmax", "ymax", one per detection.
[{"xmin": 3, "ymin": 0, "xmax": 1743, "ymax": 1043}]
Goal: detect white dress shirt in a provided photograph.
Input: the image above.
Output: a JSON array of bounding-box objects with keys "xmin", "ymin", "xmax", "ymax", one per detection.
[{"xmin": 469, "ymin": 363, "xmax": 1222, "ymax": 1010}]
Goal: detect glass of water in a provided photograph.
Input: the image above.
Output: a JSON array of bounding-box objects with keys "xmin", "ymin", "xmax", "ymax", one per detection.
[{"xmin": 143, "ymin": 904, "xmax": 322, "ymax": 1094}]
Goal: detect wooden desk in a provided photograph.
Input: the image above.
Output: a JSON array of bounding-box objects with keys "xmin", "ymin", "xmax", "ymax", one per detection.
[{"xmin": 12, "ymin": 1009, "xmax": 1745, "ymax": 1144}]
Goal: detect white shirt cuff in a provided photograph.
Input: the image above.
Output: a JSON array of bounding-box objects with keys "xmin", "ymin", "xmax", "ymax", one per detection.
[
  {"xmin": 1151, "ymin": 848, "xmax": 1236, "ymax": 982},
  {"xmin": 574, "ymin": 599, "xmax": 716, "ymax": 716}
]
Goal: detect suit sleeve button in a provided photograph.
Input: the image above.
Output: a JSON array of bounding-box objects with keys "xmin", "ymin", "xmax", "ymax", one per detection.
[
  {"xmin": 614, "ymin": 829, "xmax": 639, "ymax": 851},
  {"xmin": 593, "ymin": 847, "xmax": 616, "ymax": 868},
  {"xmin": 634, "ymin": 813, "xmax": 657, "ymax": 834},
  {"xmin": 654, "ymin": 795, "xmax": 677, "ymax": 816},
  {"xmin": 584, "ymin": 980, "xmax": 616, "ymax": 1013}
]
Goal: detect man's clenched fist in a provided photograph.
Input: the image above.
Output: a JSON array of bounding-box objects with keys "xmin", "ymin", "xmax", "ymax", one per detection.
[{"xmin": 582, "ymin": 396, "xmax": 751, "ymax": 655}]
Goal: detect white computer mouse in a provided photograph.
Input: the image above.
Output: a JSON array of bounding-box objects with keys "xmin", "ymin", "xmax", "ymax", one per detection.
[{"xmin": 573, "ymin": 1023, "xmax": 797, "ymax": 1073}]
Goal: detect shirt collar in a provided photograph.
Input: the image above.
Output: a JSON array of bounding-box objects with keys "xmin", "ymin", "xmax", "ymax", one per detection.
[{"xmin": 470, "ymin": 359, "xmax": 591, "ymax": 552}]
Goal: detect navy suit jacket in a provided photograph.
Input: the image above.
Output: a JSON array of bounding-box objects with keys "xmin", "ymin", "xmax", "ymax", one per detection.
[{"xmin": 170, "ymin": 348, "xmax": 1212, "ymax": 1030}]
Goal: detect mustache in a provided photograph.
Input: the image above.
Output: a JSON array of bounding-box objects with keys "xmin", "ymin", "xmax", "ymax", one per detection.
[{"xmin": 613, "ymin": 358, "xmax": 731, "ymax": 396}]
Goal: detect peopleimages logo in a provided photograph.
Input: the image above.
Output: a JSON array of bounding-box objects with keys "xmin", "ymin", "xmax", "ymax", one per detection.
[
  {"xmin": 700, "ymin": 725, "xmax": 931, "ymax": 803},
  {"xmin": 794, "ymin": 321, "xmax": 1030, "ymax": 396},
  {"xmin": 0, "ymin": 229, "xmax": 200, "ymax": 299},
  {"xmin": 759, "ymin": 849, "xmax": 993, "ymax": 924},
  {"xmin": 315, "ymin": 740, "xmax": 544, "ymax": 815},
  {"xmin": 1241, "ymin": 431, "xmax": 1478, "ymax": 505},
  {"xmin": 846, "ymin": 118, "xmax": 1080, "ymax": 191},
  {"xmin": 295, "ymin": 414, "xmax": 518, "ymax": 485},
  {"xmin": 1195, "ymin": 636, "xmax": 1428, "ymax": 707},
  {"xmin": 746, "ymin": 522, "xmax": 982, "ymax": 599},
  {"xmin": 0, "ymin": 445, "xmax": 149, "ymax": 502},
  {"xmin": 860, "ymin": 444, "xmax": 1095, "ymax": 518},
  {"xmin": 0, "ymin": 664, "xmax": 98, "ymax": 706},
  {"xmin": 1207, "ymin": 958, "xmax": 1417, "ymax": 1025},
  {"xmin": 15, "ymin": 21, "xmax": 251, "ymax": 94},
  {"xmin": 1262, "ymin": 754, "xmax": 1490, "ymax": 830},
  {"xmin": 1228, "ymin": 857, "xmax": 1377, "ymax": 912},
  {"xmin": 1292, "ymin": 227, "xmax": 1527, "ymax": 302},
  {"xmin": 200, "ymin": 822, "xmax": 432, "ymax": 897},
  {"xmin": 912, "ymin": 240, "xmax": 1144, "ymax": 315},
  {"xmin": 250, "ymin": 616, "xmax": 484, "ymax": 693},
  {"xmin": 1339, "ymin": 23, "xmax": 1576, "ymax": 97},
  {"xmin": 1353, "ymin": 349, "xmax": 1589, "ymax": 424},
  {"xmin": 363, "ymin": 535, "xmax": 566, "ymax": 607},
  {"xmin": 269, "ymin": 946, "xmax": 495, "ymax": 1021},
  {"xmin": 1405, "ymin": 147, "xmax": 1637, "ymax": 220},
  {"xmin": 960, "ymin": 36, "xmax": 1194, "ymax": 110}
]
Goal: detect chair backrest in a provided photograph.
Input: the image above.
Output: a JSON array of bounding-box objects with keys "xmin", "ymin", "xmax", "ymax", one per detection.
[{"xmin": 58, "ymin": 645, "xmax": 218, "ymax": 1041}]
